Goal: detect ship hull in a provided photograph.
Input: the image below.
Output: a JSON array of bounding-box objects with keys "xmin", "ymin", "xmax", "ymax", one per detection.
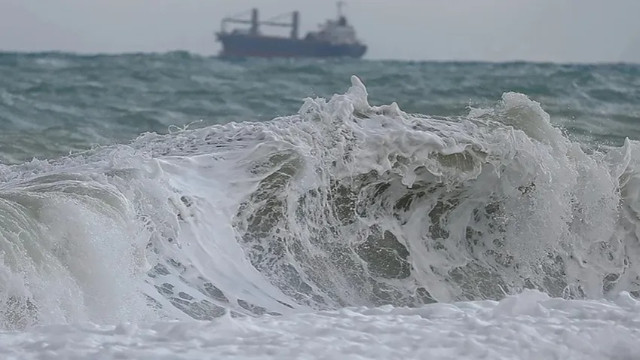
[{"xmin": 217, "ymin": 33, "xmax": 366, "ymax": 58}]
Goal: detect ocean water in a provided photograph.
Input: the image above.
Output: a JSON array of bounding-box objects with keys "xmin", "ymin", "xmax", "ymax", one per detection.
[{"xmin": 1, "ymin": 52, "xmax": 640, "ymax": 358}]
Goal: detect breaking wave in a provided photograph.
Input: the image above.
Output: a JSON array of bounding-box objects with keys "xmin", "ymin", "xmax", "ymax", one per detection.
[{"xmin": 1, "ymin": 76, "xmax": 640, "ymax": 329}]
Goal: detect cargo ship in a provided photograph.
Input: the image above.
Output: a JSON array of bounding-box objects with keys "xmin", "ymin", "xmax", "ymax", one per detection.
[{"xmin": 215, "ymin": 3, "xmax": 367, "ymax": 58}]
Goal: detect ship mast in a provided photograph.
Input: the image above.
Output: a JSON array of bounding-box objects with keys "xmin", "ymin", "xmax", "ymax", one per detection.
[
  {"xmin": 337, "ymin": 1, "xmax": 345, "ymax": 18},
  {"xmin": 220, "ymin": 9, "xmax": 299, "ymax": 38}
]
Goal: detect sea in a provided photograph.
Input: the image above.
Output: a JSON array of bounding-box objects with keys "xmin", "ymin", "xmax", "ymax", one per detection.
[{"xmin": 0, "ymin": 51, "xmax": 639, "ymax": 359}]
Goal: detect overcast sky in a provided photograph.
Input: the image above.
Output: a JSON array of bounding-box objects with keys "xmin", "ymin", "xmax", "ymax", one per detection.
[{"xmin": 1, "ymin": 0, "xmax": 639, "ymax": 63}]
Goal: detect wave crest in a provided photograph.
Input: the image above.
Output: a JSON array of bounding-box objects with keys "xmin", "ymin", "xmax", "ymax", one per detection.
[{"xmin": 1, "ymin": 76, "xmax": 640, "ymax": 328}]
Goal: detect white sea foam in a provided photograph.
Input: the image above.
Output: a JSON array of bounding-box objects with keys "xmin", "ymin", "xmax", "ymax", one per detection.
[{"xmin": 1, "ymin": 290, "xmax": 639, "ymax": 359}]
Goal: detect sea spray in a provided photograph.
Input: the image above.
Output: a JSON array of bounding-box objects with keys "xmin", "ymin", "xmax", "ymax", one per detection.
[{"xmin": 1, "ymin": 76, "xmax": 640, "ymax": 329}]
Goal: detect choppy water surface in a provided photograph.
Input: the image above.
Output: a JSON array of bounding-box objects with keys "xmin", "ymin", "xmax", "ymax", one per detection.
[
  {"xmin": 1, "ymin": 52, "xmax": 639, "ymax": 164},
  {"xmin": 1, "ymin": 52, "xmax": 640, "ymax": 359}
]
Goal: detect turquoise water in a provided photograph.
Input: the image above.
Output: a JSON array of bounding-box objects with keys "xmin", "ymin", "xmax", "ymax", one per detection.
[{"xmin": 1, "ymin": 52, "xmax": 639, "ymax": 164}]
